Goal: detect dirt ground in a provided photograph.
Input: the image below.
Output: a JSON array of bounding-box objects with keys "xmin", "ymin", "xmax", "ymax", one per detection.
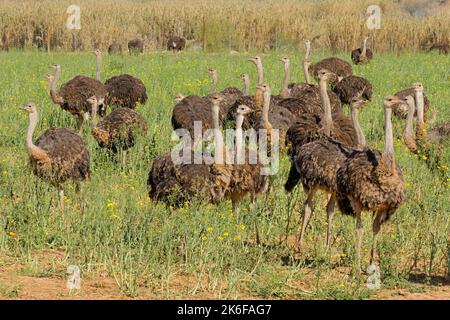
[{"xmin": 0, "ymin": 252, "xmax": 448, "ymax": 300}]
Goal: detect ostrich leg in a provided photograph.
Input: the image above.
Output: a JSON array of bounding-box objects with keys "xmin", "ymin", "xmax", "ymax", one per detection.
[
  {"xmin": 76, "ymin": 115, "xmax": 84, "ymax": 134},
  {"xmin": 355, "ymin": 211, "xmax": 364, "ymax": 273},
  {"xmin": 297, "ymin": 187, "xmax": 316, "ymax": 253},
  {"xmin": 325, "ymin": 194, "xmax": 336, "ymax": 251},
  {"xmin": 370, "ymin": 212, "xmax": 383, "ymax": 265}
]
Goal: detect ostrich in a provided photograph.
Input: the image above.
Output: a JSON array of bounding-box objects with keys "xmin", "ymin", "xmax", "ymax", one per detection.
[
  {"xmin": 148, "ymin": 94, "xmax": 232, "ymax": 206},
  {"xmin": 331, "ymin": 75, "xmax": 373, "ymax": 105},
  {"xmin": 284, "ymin": 74, "xmax": 367, "ymax": 253},
  {"xmin": 248, "ymin": 56, "xmax": 264, "ymax": 85},
  {"xmin": 45, "ymin": 74, "xmax": 54, "ymax": 97},
  {"xmin": 174, "ymin": 92, "xmax": 185, "ymax": 103},
  {"xmin": 167, "ymin": 36, "xmax": 186, "ymax": 52},
  {"xmin": 89, "ymin": 96, "xmax": 148, "ymax": 166},
  {"xmin": 94, "ymin": 49, "xmax": 147, "ymax": 110},
  {"xmin": 394, "ymin": 82, "xmax": 430, "ymax": 122},
  {"xmin": 49, "ymin": 64, "xmax": 107, "ymax": 134},
  {"xmin": 336, "ymin": 96, "xmax": 406, "ymax": 271},
  {"xmin": 108, "ymin": 40, "xmax": 122, "ymax": 54},
  {"xmin": 351, "ymin": 36, "xmax": 373, "ymax": 65},
  {"xmin": 128, "ymin": 38, "xmax": 144, "ymax": 54},
  {"xmin": 304, "ymin": 40, "xmax": 353, "ymax": 81},
  {"xmin": 21, "ymin": 102, "xmax": 90, "ymax": 210}
]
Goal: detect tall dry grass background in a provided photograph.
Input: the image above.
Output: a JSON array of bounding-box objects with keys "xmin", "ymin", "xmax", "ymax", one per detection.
[{"xmin": 0, "ymin": 0, "xmax": 449, "ymax": 53}]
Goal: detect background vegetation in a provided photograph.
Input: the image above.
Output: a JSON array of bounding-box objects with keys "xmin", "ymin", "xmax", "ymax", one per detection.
[{"xmin": 0, "ymin": 0, "xmax": 449, "ymax": 52}]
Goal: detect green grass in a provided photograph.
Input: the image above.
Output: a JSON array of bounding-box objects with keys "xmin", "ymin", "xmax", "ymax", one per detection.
[{"xmin": 0, "ymin": 49, "xmax": 449, "ymax": 299}]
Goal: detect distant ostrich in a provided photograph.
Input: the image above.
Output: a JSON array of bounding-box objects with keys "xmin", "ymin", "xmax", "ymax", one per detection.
[
  {"xmin": 21, "ymin": 102, "xmax": 90, "ymax": 210},
  {"xmin": 279, "ymin": 56, "xmax": 292, "ymax": 98},
  {"xmin": 351, "ymin": 37, "xmax": 373, "ymax": 65},
  {"xmin": 167, "ymin": 36, "xmax": 186, "ymax": 52},
  {"xmin": 336, "ymin": 95, "xmax": 406, "ymax": 270},
  {"xmin": 94, "ymin": 49, "xmax": 147, "ymax": 111},
  {"xmin": 128, "ymin": 38, "xmax": 144, "ymax": 55},
  {"xmin": 248, "ymin": 56, "xmax": 264, "ymax": 85},
  {"xmin": 331, "ymin": 75, "xmax": 373, "ymax": 105},
  {"xmin": 108, "ymin": 40, "xmax": 122, "ymax": 54},
  {"xmin": 89, "ymin": 96, "xmax": 147, "ymax": 166},
  {"xmin": 148, "ymin": 95, "xmax": 232, "ymax": 206},
  {"xmin": 49, "ymin": 64, "xmax": 107, "ymax": 133},
  {"xmin": 305, "ymin": 40, "xmax": 353, "ymax": 81},
  {"xmin": 394, "ymin": 82, "xmax": 430, "ymax": 122}
]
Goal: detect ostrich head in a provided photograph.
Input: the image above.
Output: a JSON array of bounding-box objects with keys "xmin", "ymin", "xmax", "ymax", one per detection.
[
  {"xmin": 20, "ymin": 102, "xmax": 37, "ymax": 114},
  {"xmin": 248, "ymin": 56, "xmax": 261, "ymax": 65},
  {"xmin": 94, "ymin": 49, "xmax": 102, "ymax": 57},
  {"xmin": 351, "ymin": 96, "xmax": 367, "ymax": 110},
  {"xmin": 208, "ymin": 93, "xmax": 224, "ymax": 104},
  {"xmin": 280, "ymin": 55, "xmax": 289, "ymax": 64},
  {"xmin": 174, "ymin": 92, "xmax": 185, "ymax": 103},
  {"xmin": 317, "ymin": 69, "xmax": 336, "ymax": 82},
  {"xmin": 236, "ymin": 104, "xmax": 253, "ymax": 116},
  {"xmin": 403, "ymin": 95, "xmax": 415, "ymax": 109},
  {"xmin": 51, "ymin": 64, "xmax": 61, "ymax": 71},
  {"xmin": 384, "ymin": 95, "xmax": 403, "ymax": 109},
  {"xmin": 240, "ymin": 73, "xmax": 249, "ymax": 81},
  {"xmin": 256, "ymin": 83, "xmax": 270, "ymax": 94},
  {"xmin": 87, "ymin": 95, "xmax": 98, "ymax": 105},
  {"xmin": 45, "ymin": 74, "xmax": 54, "ymax": 82},
  {"xmin": 208, "ymin": 68, "xmax": 217, "ymax": 77},
  {"xmin": 413, "ymin": 82, "xmax": 423, "ymax": 92}
]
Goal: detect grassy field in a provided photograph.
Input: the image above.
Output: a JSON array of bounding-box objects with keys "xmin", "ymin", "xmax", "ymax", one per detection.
[{"xmin": 0, "ymin": 49, "xmax": 449, "ymax": 299}]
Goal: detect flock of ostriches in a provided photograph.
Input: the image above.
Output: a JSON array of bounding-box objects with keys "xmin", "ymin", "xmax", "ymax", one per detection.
[{"xmin": 21, "ymin": 37, "xmax": 449, "ymax": 273}]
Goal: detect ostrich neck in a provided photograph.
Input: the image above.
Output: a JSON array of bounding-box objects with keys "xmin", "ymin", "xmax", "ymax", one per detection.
[
  {"xmin": 404, "ymin": 101, "xmax": 415, "ymax": 139},
  {"xmin": 415, "ymin": 90, "xmax": 425, "ymax": 125},
  {"xmin": 283, "ymin": 62, "xmax": 290, "ymax": 90},
  {"xmin": 256, "ymin": 62, "xmax": 264, "ymax": 85},
  {"xmin": 235, "ymin": 114, "xmax": 244, "ymax": 162},
  {"xmin": 255, "ymin": 89, "xmax": 263, "ymax": 112},
  {"xmin": 303, "ymin": 61, "xmax": 311, "ymax": 84},
  {"xmin": 361, "ymin": 39, "xmax": 367, "ymax": 57},
  {"xmin": 351, "ymin": 106, "xmax": 366, "ymax": 148},
  {"xmin": 210, "ymin": 74, "xmax": 217, "ymax": 94},
  {"xmin": 91, "ymin": 102, "xmax": 98, "ymax": 126},
  {"xmin": 384, "ymin": 107, "xmax": 394, "ymax": 156},
  {"xmin": 50, "ymin": 68, "xmax": 64, "ymax": 104},
  {"xmin": 26, "ymin": 112, "xmax": 46, "ymax": 159},
  {"xmin": 305, "ymin": 43, "xmax": 311, "ymax": 60},
  {"xmin": 319, "ymin": 78, "xmax": 332, "ymax": 136},
  {"xmin": 212, "ymin": 104, "xmax": 224, "ymax": 164},
  {"xmin": 96, "ymin": 55, "xmax": 101, "ymax": 82},
  {"xmin": 262, "ymin": 91, "xmax": 271, "ymax": 125},
  {"xmin": 242, "ymin": 78, "xmax": 249, "ymax": 96}
]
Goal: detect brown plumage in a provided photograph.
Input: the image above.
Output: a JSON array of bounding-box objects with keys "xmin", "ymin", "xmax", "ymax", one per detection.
[
  {"xmin": 148, "ymin": 95, "xmax": 232, "ymax": 206},
  {"xmin": 428, "ymin": 121, "xmax": 450, "ymax": 145},
  {"xmin": 94, "ymin": 49, "xmax": 148, "ymax": 111},
  {"xmin": 336, "ymin": 96, "xmax": 406, "ymax": 270},
  {"xmin": 351, "ymin": 37, "xmax": 374, "ymax": 65},
  {"xmin": 128, "ymin": 38, "xmax": 144, "ymax": 54},
  {"xmin": 90, "ymin": 98, "xmax": 147, "ymax": 154},
  {"xmin": 49, "ymin": 64, "xmax": 107, "ymax": 133},
  {"xmin": 108, "ymin": 40, "xmax": 122, "ymax": 54},
  {"xmin": 331, "ymin": 75, "xmax": 373, "ymax": 105},
  {"xmin": 206, "ymin": 68, "xmax": 243, "ymax": 115},
  {"xmin": 309, "ymin": 57, "xmax": 353, "ymax": 81},
  {"xmin": 21, "ymin": 102, "xmax": 90, "ymax": 210},
  {"xmin": 394, "ymin": 84, "xmax": 430, "ymax": 122},
  {"xmin": 167, "ymin": 36, "xmax": 186, "ymax": 52}
]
